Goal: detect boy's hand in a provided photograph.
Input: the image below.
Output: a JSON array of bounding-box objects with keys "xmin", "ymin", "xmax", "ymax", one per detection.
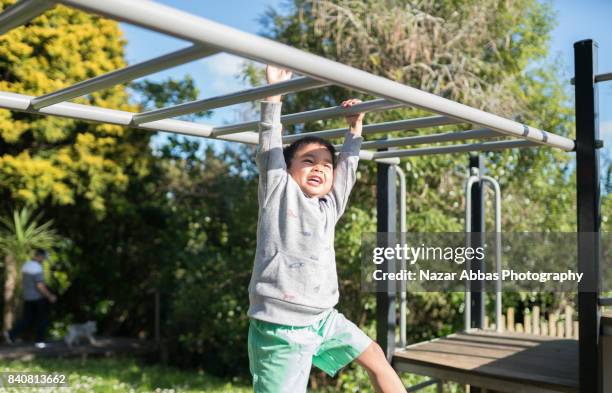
[
  {"xmin": 341, "ymin": 98, "xmax": 365, "ymax": 135},
  {"xmin": 265, "ymin": 65, "xmax": 293, "ymax": 102}
]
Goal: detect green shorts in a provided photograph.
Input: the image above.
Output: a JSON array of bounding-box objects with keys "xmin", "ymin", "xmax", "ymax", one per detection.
[{"xmin": 248, "ymin": 308, "xmax": 373, "ymax": 393}]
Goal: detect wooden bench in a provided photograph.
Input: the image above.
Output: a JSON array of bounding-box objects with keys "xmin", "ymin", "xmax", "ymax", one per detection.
[{"xmin": 393, "ymin": 329, "xmax": 578, "ymax": 393}]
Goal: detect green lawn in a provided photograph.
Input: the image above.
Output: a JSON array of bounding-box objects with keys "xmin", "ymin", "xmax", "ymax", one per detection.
[
  {"xmin": 0, "ymin": 356, "xmax": 462, "ymax": 392},
  {"xmin": 0, "ymin": 357, "xmax": 251, "ymax": 393}
]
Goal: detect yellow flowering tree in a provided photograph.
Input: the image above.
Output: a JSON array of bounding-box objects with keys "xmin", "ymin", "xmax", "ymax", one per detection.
[{"xmin": 0, "ymin": 0, "xmax": 148, "ymax": 214}]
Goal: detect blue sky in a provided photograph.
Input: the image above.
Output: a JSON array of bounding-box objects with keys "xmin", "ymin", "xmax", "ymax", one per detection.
[{"xmin": 120, "ymin": 0, "xmax": 612, "ymax": 159}]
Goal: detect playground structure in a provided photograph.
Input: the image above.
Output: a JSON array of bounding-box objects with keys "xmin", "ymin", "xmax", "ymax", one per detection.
[{"xmin": 0, "ymin": 0, "xmax": 609, "ymax": 392}]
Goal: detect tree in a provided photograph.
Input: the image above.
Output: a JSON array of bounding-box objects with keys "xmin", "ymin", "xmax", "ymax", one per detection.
[
  {"xmin": 0, "ymin": 208, "xmax": 58, "ymax": 330},
  {"xmin": 0, "ymin": 1, "xmax": 149, "ymax": 215}
]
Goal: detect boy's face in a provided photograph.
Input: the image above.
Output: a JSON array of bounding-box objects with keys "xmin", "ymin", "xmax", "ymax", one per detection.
[{"xmin": 288, "ymin": 143, "xmax": 334, "ymax": 198}]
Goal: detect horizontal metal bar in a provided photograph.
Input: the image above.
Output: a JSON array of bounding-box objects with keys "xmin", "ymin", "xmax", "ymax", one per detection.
[
  {"xmin": 373, "ymin": 139, "xmax": 540, "ymax": 159},
  {"xmin": 358, "ymin": 150, "xmax": 399, "ymax": 165},
  {"xmin": 0, "ymin": 90, "xmax": 396, "ymax": 164},
  {"xmin": 58, "ymin": 0, "xmax": 575, "ymax": 151},
  {"xmin": 596, "ymin": 72, "xmax": 612, "ymax": 83},
  {"xmin": 350, "ymin": 128, "xmax": 498, "ymax": 150},
  {"xmin": 0, "ymin": 90, "xmax": 257, "ymax": 144},
  {"xmin": 571, "ymin": 72, "xmax": 612, "ymax": 85},
  {"xmin": 213, "ymin": 98, "xmax": 402, "ymax": 136},
  {"xmin": 0, "ymin": 0, "xmax": 54, "ymax": 35},
  {"xmin": 599, "ymin": 298, "xmax": 612, "ymax": 306},
  {"xmin": 31, "ymin": 45, "xmax": 219, "ymax": 109},
  {"xmin": 359, "ymin": 128, "xmax": 496, "ymax": 149},
  {"xmin": 133, "ymin": 77, "xmax": 328, "ymax": 124},
  {"xmin": 285, "ymin": 115, "xmax": 464, "ymax": 144}
]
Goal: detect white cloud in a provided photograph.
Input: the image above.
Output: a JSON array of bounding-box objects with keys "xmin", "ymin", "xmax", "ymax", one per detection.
[
  {"xmin": 199, "ymin": 53, "xmax": 252, "ymax": 94},
  {"xmin": 204, "ymin": 53, "xmax": 246, "ymax": 78}
]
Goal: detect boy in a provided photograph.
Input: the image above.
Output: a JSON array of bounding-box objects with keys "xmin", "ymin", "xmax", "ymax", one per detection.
[{"xmin": 247, "ymin": 65, "xmax": 405, "ymax": 393}]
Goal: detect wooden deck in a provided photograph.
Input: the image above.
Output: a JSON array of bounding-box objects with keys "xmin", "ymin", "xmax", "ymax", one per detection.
[
  {"xmin": 393, "ymin": 329, "xmax": 578, "ymax": 393},
  {"xmin": 0, "ymin": 337, "xmax": 157, "ymax": 361}
]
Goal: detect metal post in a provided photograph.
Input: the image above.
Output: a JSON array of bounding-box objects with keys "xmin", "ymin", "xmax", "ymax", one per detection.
[
  {"xmin": 395, "ymin": 166, "xmax": 407, "ymax": 348},
  {"xmin": 574, "ymin": 39, "xmax": 602, "ymax": 393},
  {"xmin": 481, "ymin": 176, "xmax": 502, "ymax": 332},
  {"xmin": 467, "ymin": 154, "xmax": 485, "ymax": 393},
  {"xmin": 377, "ymin": 160, "xmax": 397, "ymax": 362},
  {"xmin": 469, "ymin": 155, "xmax": 485, "ymax": 330}
]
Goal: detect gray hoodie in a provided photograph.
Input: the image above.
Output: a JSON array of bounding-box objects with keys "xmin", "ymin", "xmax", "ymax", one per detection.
[{"xmin": 247, "ymin": 101, "xmax": 362, "ymax": 326}]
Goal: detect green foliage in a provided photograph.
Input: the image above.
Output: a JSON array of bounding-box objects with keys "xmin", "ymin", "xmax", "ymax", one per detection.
[
  {"xmin": 0, "ymin": 207, "xmax": 58, "ymax": 264},
  {"xmin": 0, "ymin": 357, "xmax": 251, "ymax": 392}
]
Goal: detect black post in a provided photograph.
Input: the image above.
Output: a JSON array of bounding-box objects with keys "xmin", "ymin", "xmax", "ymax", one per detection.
[
  {"xmin": 376, "ymin": 162, "xmax": 397, "ymax": 362},
  {"xmin": 574, "ymin": 39, "xmax": 602, "ymax": 393},
  {"xmin": 469, "ymin": 154, "xmax": 485, "ymax": 330}
]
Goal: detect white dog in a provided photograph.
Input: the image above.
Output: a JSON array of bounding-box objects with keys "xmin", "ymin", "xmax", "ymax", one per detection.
[{"xmin": 64, "ymin": 321, "xmax": 97, "ymax": 347}]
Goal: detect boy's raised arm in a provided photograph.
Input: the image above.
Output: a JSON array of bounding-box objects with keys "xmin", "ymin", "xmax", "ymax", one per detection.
[
  {"xmin": 256, "ymin": 66, "xmax": 293, "ymax": 203},
  {"xmin": 329, "ymin": 99, "xmax": 364, "ymax": 220}
]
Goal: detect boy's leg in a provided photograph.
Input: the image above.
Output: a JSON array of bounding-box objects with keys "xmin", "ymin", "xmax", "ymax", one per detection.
[
  {"xmin": 355, "ymin": 342, "xmax": 406, "ymax": 393},
  {"xmin": 248, "ymin": 319, "xmax": 319, "ymax": 393},
  {"xmin": 312, "ymin": 310, "xmax": 405, "ymax": 393}
]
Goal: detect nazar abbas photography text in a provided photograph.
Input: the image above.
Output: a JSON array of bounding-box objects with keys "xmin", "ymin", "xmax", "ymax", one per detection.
[{"xmin": 370, "ymin": 244, "xmax": 584, "ymax": 284}]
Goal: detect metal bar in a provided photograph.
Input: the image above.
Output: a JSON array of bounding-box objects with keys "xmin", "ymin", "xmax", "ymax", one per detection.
[
  {"xmin": 31, "ymin": 45, "xmax": 220, "ymax": 109},
  {"xmin": 133, "ymin": 77, "xmax": 328, "ymax": 124},
  {"xmin": 464, "ymin": 173, "xmax": 479, "ymax": 331},
  {"xmin": 395, "ymin": 165, "xmax": 407, "ymax": 348},
  {"xmin": 406, "ymin": 379, "xmax": 440, "ymax": 392},
  {"xmin": 0, "ymin": 0, "xmax": 54, "ymax": 36},
  {"xmin": 595, "ymin": 72, "xmax": 612, "ymax": 83},
  {"xmin": 376, "ymin": 162, "xmax": 396, "ymax": 362},
  {"xmin": 358, "ymin": 150, "xmax": 400, "ymax": 165},
  {"xmin": 373, "ymin": 140, "xmax": 539, "ymax": 159},
  {"xmin": 469, "ymin": 156, "xmax": 485, "ymax": 338},
  {"xmin": 0, "ymin": 90, "xmax": 258, "ymax": 144},
  {"xmin": 213, "ymin": 99, "xmax": 402, "ymax": 137},
  {"xmin": 574, "ymin": 39, "xmax": 602, "ymax": 393},
  {"xmin": 599, "ymin": 298, "xmax": 612, "ymax": 306},
  {"xmin": 351, "ymin": 128, "xmax": 497, "ymax": 150},
  {"xmin": 481, "ymin": 175, "xmax": 502, "ymax": 332},
  {"xmin": 571, "ymin": 72, "xmax": 612, "ymax": 85},
  {"xmin": 287, "ymin": 115, "xmax": 464, "ymax": 144},
  {"xmin": 58, "ymin": 0, "xmax": 575, "ymax": 151},
  {"xmin": 0, "ymin": 91, "xmax": 396, "ymax": 163}
]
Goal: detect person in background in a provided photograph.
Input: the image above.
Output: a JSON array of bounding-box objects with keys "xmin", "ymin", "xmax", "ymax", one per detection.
[{"xmin": 4, "ymin": 249, "xmax": 57, "ymax": 348}]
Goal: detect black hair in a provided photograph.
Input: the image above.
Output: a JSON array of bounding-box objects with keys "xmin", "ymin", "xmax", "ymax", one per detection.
[
  {"xmin": 283, "ymin": 136, "xmax": 336, "ymax": 169},
  {"xmin": 34, "ymin": 248, "xmax": 47, "ymax": 258}
]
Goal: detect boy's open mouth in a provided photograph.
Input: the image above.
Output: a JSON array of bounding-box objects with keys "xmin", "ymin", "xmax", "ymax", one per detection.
[{"xmin": 307, "ymin": 175, "xmax": 323, "ymax": 186}]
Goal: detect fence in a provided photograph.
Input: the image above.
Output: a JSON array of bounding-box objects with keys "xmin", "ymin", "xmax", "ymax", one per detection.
[{"xmin": 483, "ymin": 305, "xmax": 578, "ymax": 339}]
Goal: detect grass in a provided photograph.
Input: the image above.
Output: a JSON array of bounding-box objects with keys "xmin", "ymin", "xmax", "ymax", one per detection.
[
  {"xmin": 0, "ymin": 357, "xmax": 251, "ymax": 393},
  {"xmin": 0, "ymin": 356, "xmax": 464, "ymax": 392}
]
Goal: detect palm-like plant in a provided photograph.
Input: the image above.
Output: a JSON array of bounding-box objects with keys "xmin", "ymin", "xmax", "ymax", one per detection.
[{"xmin": 0, "ymin": 208, "xmax": 58, "ymax": 330}]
